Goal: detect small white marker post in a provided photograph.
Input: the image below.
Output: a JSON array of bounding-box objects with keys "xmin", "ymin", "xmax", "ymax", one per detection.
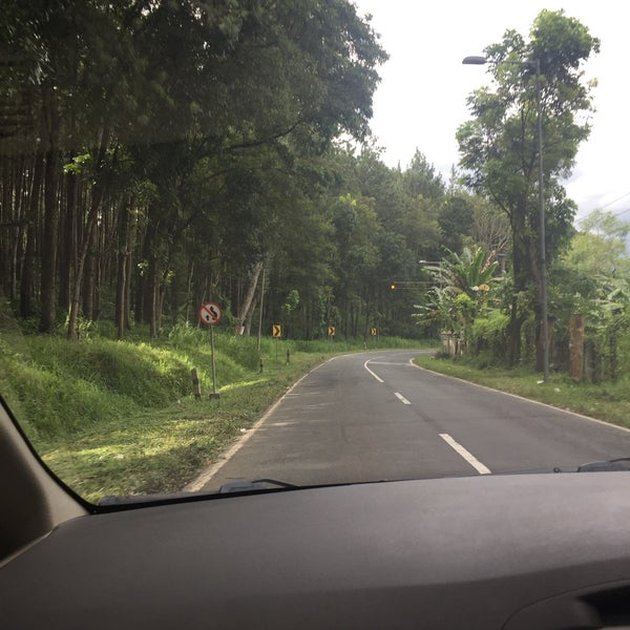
[{"xmin": 199, "ymin": 302, "xmax": 222, "ymax": 400}]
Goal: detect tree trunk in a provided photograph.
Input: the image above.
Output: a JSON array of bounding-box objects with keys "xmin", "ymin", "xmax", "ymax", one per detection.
[
  {"xmin": 40, "ymin": 148, "xmax": 59, "ymax": 333},
  {"xmin": 20, "ymin": 154, "xmax": 43, "ymax": 318},
  {"xmin": 115, "ymin": 255, "xmax": 127, "ymax": 339},
  {"xmin": 507, "ymin": 206, "xmax": 530, "ymax": 365},
  {"xmin": 185, "ymin": 260, "xmax": 194, "ymax": 323},
  {"xmin": 527, "ymin": 225, "xmax": 547, "ymax": 372},
  {"xmin": 134, "ymin": 273, "xmax": 145, "ymax": 325},
  {"xmin": 67, "ymin": 200, "xmax": 99, "ymax": 338},
  {"xmin": 305, "ymin": 301, "xmax": 312, "ymax": 340},
  {"xmin": 608, "ymin": 327, "xmax": 619, "ymax": 382},
  {"xmin": 144, "ymin": 256, "xmax": 155, "ymax": 330},
  {"xmin": 0, "ymin": 159, "xmax": 11, "ymax": 297},
  {"xmin": 58, "ymin": 171, "xmax": 78, "ymax": 311},
  {"xmin": 93, "ymin": 247, "xmax": 103, "ymax": 321},
  {"xmin": 115, "ymin": 200, "xmax": 132, "ymax": 339},
  {"xmin": 124, "ymin": 217, "xmax": 134, "ymax": 331},
  {"xmin": 244, "ymin": 296, "xmax": 257, "ymax": 336},
  {"xmin": 149, "ymin": 261, "xmax": 159, "ymax": 337},
  {"xmin": 156, "ymin": 272, "xmax": 167, "ymax": 333},
  {"xmin": 140, "ymin": 213, "xmax": 158, "ymax": 329},
  {"xmin": 82, "ymin": 238, "xmax": 97, "ymax": 320},
  {"xmin": 235, "ymin": 261, "xmax": 263, "ymax": 335},
  {"xmin": 67, "ymin": 127, "xmax": 109, "ymax": 339},
  {"xmin": 8, "ymin": 157, "xmax": 27, "ymax": 301},
  {"xmin": 568, "ymin": 313, "xmax": 584, "ymax": 380}
]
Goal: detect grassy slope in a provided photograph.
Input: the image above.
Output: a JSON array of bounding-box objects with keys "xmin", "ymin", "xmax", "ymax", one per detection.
[
  {"xmin": 40, "ymin": 353, "xmax": 326, "ymax": 502},
  {"xmin": 1, "ymin": 328, "xmax": 430, "ymax": 503},
  {"xmin": 414, "ymin": 355, "xmax": 630, "ymax": 430}
]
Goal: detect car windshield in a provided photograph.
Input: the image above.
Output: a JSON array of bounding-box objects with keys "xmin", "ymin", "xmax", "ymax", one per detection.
[{"xmin": 2, "ymin": 0, "xmax": 630, "ymax": 504}]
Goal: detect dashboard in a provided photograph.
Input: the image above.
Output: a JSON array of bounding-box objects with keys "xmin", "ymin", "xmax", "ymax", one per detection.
[{"xmin": 3, "ymin": 473, "xmax": 630, "ymax": 628}]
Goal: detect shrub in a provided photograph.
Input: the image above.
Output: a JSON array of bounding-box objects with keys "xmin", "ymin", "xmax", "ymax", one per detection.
[{"xmin": 470, "ymin": 311, "xmax": 510, "ymax": 363}]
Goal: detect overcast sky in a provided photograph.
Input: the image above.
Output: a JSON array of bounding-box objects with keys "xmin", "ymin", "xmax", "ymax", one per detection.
[{"xmin": 352, "ymin": 0, "xmax": 630, "ymax": 221}]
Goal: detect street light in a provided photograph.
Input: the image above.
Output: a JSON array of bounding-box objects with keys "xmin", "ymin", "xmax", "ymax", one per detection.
[{"xmin": 462, "ymin": 55, "xmax": 549, "ymax": 383}]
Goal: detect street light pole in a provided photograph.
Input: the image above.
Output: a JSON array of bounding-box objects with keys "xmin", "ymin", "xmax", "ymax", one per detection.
[
  {"xmin": 462, "ymin": 55, "xmax": 550, "ymax": 382},
  {"xmin": 534, "ymin": 58, "xmax": 550, "ymax": 383}
]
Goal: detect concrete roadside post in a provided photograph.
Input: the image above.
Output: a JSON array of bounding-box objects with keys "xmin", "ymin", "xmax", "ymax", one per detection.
[{"xmin": 191, "ymin": 368, "xmax": 202, "ymax": 399}]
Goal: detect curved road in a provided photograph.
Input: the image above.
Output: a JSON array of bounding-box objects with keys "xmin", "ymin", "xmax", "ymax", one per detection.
[{"xmin": 197, "ymin": 350, "xmax": 630, "ymax": 491}]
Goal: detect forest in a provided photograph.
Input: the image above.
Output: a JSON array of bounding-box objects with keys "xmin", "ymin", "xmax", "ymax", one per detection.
[
  {"xmin": 1, "ymin": 2, "xmax": 628, "ymax": 382},
  {"xmin": 0, "ymin": 0, "xmax": 474, "ymax": 342}
]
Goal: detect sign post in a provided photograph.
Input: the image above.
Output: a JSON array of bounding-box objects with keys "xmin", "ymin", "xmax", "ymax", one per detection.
[
  {"xmin": 199, "ymin": 302, "xmax": 222, "ymax": 400},
  {"xmin": 368, "ymin": 327, "xmax": 378, "ymax": 350},
  {"xmin": 209, "ymin": 325, "xmax": 219, "ymax": 399},
  {"xmin": 272, "ymin": 324, "xmax": 282, "ymax": 362}
]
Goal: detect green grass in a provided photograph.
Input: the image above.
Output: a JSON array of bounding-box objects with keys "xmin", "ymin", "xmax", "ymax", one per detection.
[
  {"xmin": 1, "ymin": 327, "xmax": 429, "ymax": 503},
  {"xmin": 38, "ymin": 354, "xmax": 325, "ymax": 502},
  {"xmin": 414, "ymin": 355, "xmax": 630, "ymax": 430}
]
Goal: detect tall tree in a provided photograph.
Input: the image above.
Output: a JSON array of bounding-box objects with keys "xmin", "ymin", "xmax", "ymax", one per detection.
[{"xmin": 457, "ymin": 10, "xmax": 599, "ymax": 366}]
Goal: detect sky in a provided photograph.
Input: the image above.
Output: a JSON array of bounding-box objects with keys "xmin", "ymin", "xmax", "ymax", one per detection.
[{"xmin": 352, "ymin": 0, "xmax": 630, "ymax": 222}]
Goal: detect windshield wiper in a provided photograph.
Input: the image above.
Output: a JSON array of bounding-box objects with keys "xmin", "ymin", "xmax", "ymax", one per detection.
[
  {"xmin": 577, "ymin": 458, "xmax": 630, "ymax": 473},
  {"xmin": 97, "ymin": 478, "xmax": 300, "ymax": 508},
  {"xmin": 217, "ymin": 478, "xmax": 300, "ymax": 494}
]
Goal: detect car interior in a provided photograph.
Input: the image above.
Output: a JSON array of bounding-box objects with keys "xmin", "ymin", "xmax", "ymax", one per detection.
[{"xmin": 5, "ymin": 397, "xmax": 630, "ymax": 629}]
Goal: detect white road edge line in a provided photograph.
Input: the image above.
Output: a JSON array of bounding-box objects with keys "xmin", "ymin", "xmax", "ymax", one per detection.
[
  {"xmin": 408, "ymin": 356, "xmax": 630, "ymax": 436},
  {"xmin": 439, "ymin": 433, "xmax": 491, "ymax": 475},
  {"xmin": 184, "ymin": 356, "xmax": 338, "ymax": 492},
  {"xmin": 364, "ymin": 359, "xmax": 384, "ymax": 383},
  {"xmin": 394, "ymin": 392, "xmax": 411, "ymax": 405}
]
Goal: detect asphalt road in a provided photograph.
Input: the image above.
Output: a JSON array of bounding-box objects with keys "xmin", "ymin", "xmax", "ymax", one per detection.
[{"xmin": 198, "ymin": 350, "xmax": 630, "ymax": 491}]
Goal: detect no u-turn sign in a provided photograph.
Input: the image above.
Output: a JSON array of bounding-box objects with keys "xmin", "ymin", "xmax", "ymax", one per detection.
[{"xmin": 199, "ymin": 302, "xmax": 222, "ymax": 326}]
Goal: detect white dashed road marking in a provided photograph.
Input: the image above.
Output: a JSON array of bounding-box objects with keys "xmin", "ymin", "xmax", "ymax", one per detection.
[
  {"xmin": 394, "ymin": 392, "xmax": 411, "ymax": 405},
  {"xmin": 439, "ymin": 433, "xmax": 491, "ymax": 475}
]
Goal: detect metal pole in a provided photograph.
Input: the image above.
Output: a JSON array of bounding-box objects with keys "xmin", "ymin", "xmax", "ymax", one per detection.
[
  {"xmin": 256, "ymin": 264, "xmax": 266, "ymax": 354},
  {"xmin": 535, "ymin": 58, "xmax": 550, "ymax": 383},
  {"xmin": 209, "ymin": 324, "xmax": 220, "ymax": 399}
]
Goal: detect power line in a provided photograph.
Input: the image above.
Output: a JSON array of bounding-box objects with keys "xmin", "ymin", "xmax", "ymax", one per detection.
[
  {"xmin": 578, "ymin": 189, "xmax": 630, "ymax": 224},
  {"xmin": 580, "ymin": 205, "xmax": 630, "ymax": 224},
  {"xmin": 611, "ymin": 207, "xmax": 630, "ymax": 218},
  {"xmin": 600, "ymin": 190, "xmax": 630, "ymax": 210}
]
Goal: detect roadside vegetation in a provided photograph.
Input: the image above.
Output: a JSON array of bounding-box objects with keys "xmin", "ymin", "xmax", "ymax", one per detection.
[
  {"xmin": 0, "ymin": 1, "xmax": 454, "ymax": 502},
  {"xmin": 412, "ymin": 12, "xmax": 630, "ymax": 409},
  {"xmin": 0, "ymin": 322, "xmax": 429, "ymax": 503}
]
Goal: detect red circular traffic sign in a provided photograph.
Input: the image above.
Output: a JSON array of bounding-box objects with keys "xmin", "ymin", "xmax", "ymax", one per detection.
[{"xmin": 199, "ymin": 302, "xmax": 222, "ymax": 326}]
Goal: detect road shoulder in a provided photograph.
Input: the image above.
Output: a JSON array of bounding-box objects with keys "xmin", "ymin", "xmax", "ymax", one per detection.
[{"xmin": 412, "ymin": 356, "xmax": 630, "ymax": 434}]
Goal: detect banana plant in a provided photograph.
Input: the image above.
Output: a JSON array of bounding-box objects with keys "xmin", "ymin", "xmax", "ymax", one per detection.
[
  {"xmin": 430, "ymin": 247, "xmax": 499, "ymax": 298},
  {"xmin": 414, "ymin": 247, "xmax": 502, "ymax": 345}
]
